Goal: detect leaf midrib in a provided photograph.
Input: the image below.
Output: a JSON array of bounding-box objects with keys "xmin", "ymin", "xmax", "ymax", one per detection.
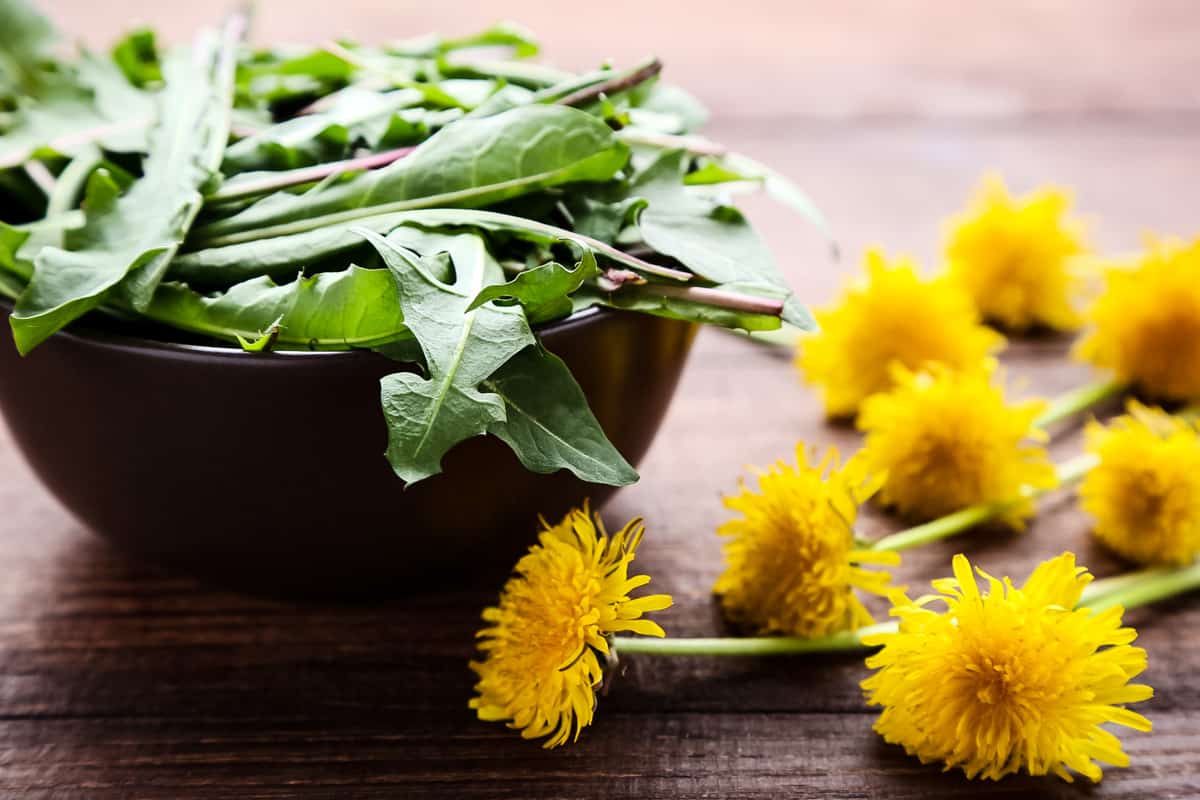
[
  {"xmin": 483, "ymin": 377, "xmax": 618, "ymax": 475},
  {"xmin": 194, "ymin": 148, "xmax": 615, "ymax": 248},
  {"xmin": 411, "ymin": 267, "xmax": 488, "ymax": 459}
]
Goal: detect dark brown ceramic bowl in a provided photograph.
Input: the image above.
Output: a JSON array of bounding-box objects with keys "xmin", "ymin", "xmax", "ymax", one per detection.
[{"xmin": 0, "ymin": 301, "xmax": 696, "ymax": 597}]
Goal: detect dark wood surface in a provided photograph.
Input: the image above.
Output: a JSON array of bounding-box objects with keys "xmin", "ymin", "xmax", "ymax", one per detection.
[{"xmin": 6, "ymin": 2, "xmax": 1200, "ymax": 797}]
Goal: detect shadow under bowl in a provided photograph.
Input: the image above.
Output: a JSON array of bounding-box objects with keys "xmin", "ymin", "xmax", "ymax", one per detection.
[{"xmin": 0, "ymin": 302, "xmax": 696, "ymax": 598}]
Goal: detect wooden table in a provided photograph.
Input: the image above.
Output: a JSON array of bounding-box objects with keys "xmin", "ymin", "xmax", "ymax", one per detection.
[{"xmin": 5, "ymin": 2, "xmax": 1200, "ymax": 797}]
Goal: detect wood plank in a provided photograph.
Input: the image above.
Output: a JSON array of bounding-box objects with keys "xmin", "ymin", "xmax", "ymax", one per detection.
[{"xmin": 0, "ymin": 712, "xmax": 1197, "ymax": 799}]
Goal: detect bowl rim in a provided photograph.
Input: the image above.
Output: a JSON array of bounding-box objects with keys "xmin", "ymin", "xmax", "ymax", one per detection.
[{"xmin": 0, "ymin": 297, "xmax": 607, "ymax": 360}]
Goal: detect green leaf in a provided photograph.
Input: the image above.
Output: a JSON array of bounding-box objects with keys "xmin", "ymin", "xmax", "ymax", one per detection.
[
  {"xmin": 45, "ymin": 147, "xmax": 135, "ymax": 216},
  {"xmin": 355, "ymin": 225, "xmax": 535, "ymax": 485},
  {"xmin": 436, "ymin": 56, "xmax": 570, "ymax": 90},
  {"xmin": 0, "ymin": 0, "xmax": 56, "ymax": 98},
  {"xmin": 0, "ymin": 220, "xmax": 31, "ymax": 281},
  {"xmin": 221, "ymin": 86, "xmax": 434, "ymax": 173},
  {"xmin": 483, "ymin": 346, "xmax": 637, "ymax": 486},
  {"xmin": 0, "ymin": 266, "xmax": 20, "ymax": 300},
  {"xmin": 631, "ymin": 149, "xmax": 814, "ymax": 330},
  {"xmin": 169, "ymin": 217, "xmax": 387, "ymax": 285},
  {"xmin": 381, "ymin": 208, "xmax": 682, "ymax": 280},
  {"xmin": 9, "ymin": 23, "xmax": 241, "ymax": 353},
  {"xmin": 0, "ymin": 215, "xmax": 76, "ymax": 285},
  {"xmin": 0, "ymin": 219, "xmax": 26, "ymax": 299},
  {"xmin": 376, "ymin": 209, "xmax": 784, "ymax": 332},
  {"xmin": 467, "ymin": 252, "xmax": 598, "ymax": 324},
  {"xmin": 141, "ymin": 264, "xmax": 408, "ymax": 349},
  {"xmin": 438, "ymin": 22, "xmax": 540, "ymax": 58},
  {"xmin": 627, "ymin": 83, "xmax": 709, "ymax": 134},
  {"xmin": 0, "ymin": 56, "xmax": 155, "ymax": 169},
  {"xmin": 236, "ymin": 314, "xmax": 282, "ymax": 351},
  {"xmin": 685, "ymin": 160, "xmax": 753, "ymax": 186},
  {"xmin": 111, "ymin": 28, "xmax": 162, "ymax": 87},
  {"xmin": 566, "ymin": 195, "xmax": 646, "ymax": 244},
  {"xmin": 0, "ymin": 220, "xmax": 33, "ymax": 298},
  {"xmin": 235, "ymin": 47, "xmax": 354, "ymax": 107},
  {"xmin": 193, "ymin": 105, "xmax": 629, "ymax": 244}
]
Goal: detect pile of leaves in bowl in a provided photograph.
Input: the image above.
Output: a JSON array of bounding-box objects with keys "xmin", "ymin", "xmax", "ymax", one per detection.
[{"xmin": 0, "ymin": 1, "xmax": 821, "ymax": 486}]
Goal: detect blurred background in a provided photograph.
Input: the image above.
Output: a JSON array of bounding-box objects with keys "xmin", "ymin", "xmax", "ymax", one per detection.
[{"xmin": 45, "ymin": 0, "xmax": 1200, "ymax": 304}]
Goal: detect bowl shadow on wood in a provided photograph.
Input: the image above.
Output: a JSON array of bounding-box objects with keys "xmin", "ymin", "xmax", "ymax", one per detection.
[{"xmin": 0, "ymin": 303, "xmax": 697, "ymax": 598}]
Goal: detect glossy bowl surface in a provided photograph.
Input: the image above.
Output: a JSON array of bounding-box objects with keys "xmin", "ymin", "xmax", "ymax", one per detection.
[{"xmin": 0, "ymin": 303, "xmax": 696, "ymax": 597}]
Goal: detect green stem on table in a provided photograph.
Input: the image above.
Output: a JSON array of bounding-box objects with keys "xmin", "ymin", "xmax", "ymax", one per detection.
[
  {"xmin": 868, "ymin": 452, "xmax": 1099, "ymax": 553},
  {"xmin": 612, "ymin": 622, "xmax": 896, "ymax": 657},
  {"xmin": 1085, "ymin": 562, "xmax": 1200, "ymax": 613},
  {"xmin": 614, "ymin": 559, "xmax": 1200, "ymax": 659},
  {"xmin": 1032, "ymin": 377, "xmax": 1128, "ymax": 428},
  {"xmin": 1079, "ymin": 566, "xmax": 1175, "ymax": 608}
]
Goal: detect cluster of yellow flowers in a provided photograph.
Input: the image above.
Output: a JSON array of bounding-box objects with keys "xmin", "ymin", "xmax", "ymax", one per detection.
[
  {"xmin": 797, "ymin": 249, "xmax": 1003, "ymax": 417},
  {"xmin": 467, "ymin": 174, "xmax": 1200, "ymax": 787}
]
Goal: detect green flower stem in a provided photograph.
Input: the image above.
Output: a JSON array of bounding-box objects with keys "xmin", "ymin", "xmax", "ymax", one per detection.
[
  {"xmin": 1032, "ymin": 377, "xmax": 1128, "ymax": 428},
  {"xmin": 1079, "ymin": 566, "xmax": 1174, "ymax": 607},
  {"xmin": 867, "ymin": 453, "xmax": 1098, "ymax": 553},
  {"xmin": 612, "ymin": 563, "xmax": 1200, "ymax": 658},
  {"xmin": 612, "ymin": 622, "xmax": 896, "ymax": 657},
  {"xmin": 870, "ymin": 502, "xmax": 1011, "ymax": 554},
  {"xmin": 1084, "ymin": 562, "xmax": 1200, "ymax": 613}
]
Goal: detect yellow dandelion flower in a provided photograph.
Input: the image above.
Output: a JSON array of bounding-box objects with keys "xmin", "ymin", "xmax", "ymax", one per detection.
[
  {"xmin": 469, "ymin": 504, "xmax": 672, "ymax": 748},
  {"xmin": 945, "ymin": 174, "xmax": 1087, "ymax": 332},
  {"xmin": 863, "ymin": 552, "xmax": 1153, "ymax": 783},
  {"xmin": 1076, "ymin": 236, "xmax": 1200, "ymax": 401},
  {"xmin": 797, "ymin": 248, "xmax": 1004, "ymax": 418},
  {"xmin": 1080, "ymin": 402, "xmax": 1200, "ymax": 566},
  {"xmin": 713, "ymin": 443, "xmax": 899, "ymax": 637},
  {"xmin": 857, "ymin": 361, "xmax": 1057, "ymax": 527}
]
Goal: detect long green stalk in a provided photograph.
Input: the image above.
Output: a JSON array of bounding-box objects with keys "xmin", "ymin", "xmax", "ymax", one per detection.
[
  {"xmin": 1085, "ymin": 562, "xmax": 1200, "ymax": 613},
  {"xmin": 613, "ymin": 399, "xmax": 1197, "ymax": 660},
  {"xmin": 613, "ymin": 622, "xmax": 895, "ymax": 657},
  {"xmin": 868, "ymin": 452, "xmax": 1098, "ymax": 552},
  {"xmin": 613, "ymin": 560, "xmax": 1200, "ymax": 658},
  {"xmin": 1033, "ymin": 377, "xmax": 1128, "ymax": 428},
  {"xmin": 1079, "ymin": 566, "xmax": 1175, "ymax": 607}
]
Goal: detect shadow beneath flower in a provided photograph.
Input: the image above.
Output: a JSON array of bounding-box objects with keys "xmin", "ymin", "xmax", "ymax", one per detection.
[
  {"xmin": 611, "ymin": 648, "xmax": 872, "ymax": 715},
  {"xmin": 866, "ymin": 736, "xmax": 1104, "ymax": 798}
]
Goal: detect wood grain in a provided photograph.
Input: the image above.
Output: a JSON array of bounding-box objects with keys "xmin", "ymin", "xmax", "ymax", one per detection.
[{"xmin": 6, "ymin": 2, "xmax": 1200, "ymax": 797}]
